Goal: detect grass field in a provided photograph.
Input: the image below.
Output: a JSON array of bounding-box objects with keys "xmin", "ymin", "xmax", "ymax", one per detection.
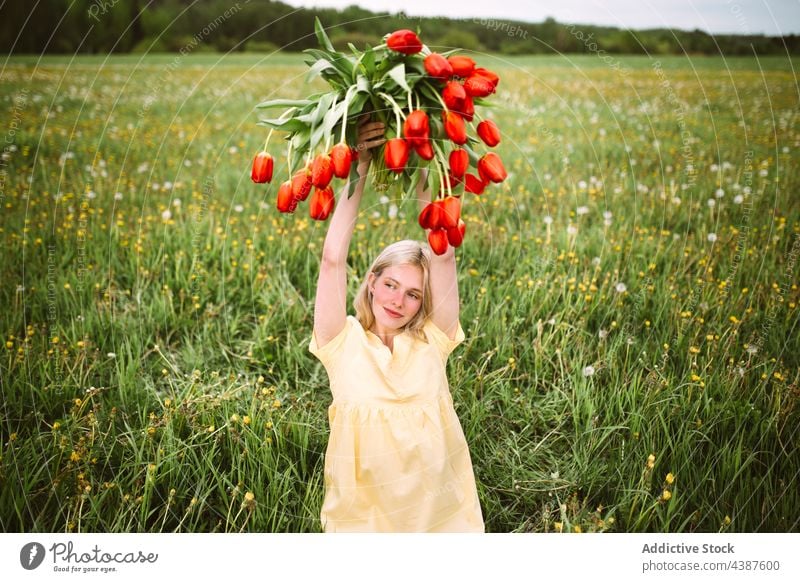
[{"xmin": 1, "ymin": 52, "xmax": 798, "ymax": 533}]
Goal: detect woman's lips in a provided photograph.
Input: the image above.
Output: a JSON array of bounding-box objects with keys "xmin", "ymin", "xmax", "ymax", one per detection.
[{"xmin": 384, "ymin": 307, "xmax": 403, "ymax": 318}]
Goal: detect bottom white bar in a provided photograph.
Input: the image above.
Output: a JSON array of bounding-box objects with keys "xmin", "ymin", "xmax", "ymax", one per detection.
[{"xmin": 2, "ymin": 533, "xmax": 798, "ymax": 581}]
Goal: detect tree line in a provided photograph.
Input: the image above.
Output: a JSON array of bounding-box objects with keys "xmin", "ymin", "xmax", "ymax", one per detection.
[{"xmin": 2, "ymin": 0, "xmax": 797, "ymax": 56}]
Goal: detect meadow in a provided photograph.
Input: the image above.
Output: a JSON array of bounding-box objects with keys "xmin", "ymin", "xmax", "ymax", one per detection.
[{"xmin": 1, "ymin": 52, "xmax": 798, "ymax": 533}]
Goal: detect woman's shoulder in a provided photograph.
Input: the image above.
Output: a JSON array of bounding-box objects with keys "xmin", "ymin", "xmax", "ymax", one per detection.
[
  {"xmin": 310, "ymin": 315, "xmax": 361, "ymax": 363},
  {"xmin": 420, "ymin": 316, "xmax": 466, "ymax": 356}
]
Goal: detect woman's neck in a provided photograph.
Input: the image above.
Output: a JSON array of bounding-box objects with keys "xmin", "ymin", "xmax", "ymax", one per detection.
[{"xmin": 369, "ymin": 323, "xmax": 403, "ymax": 349}]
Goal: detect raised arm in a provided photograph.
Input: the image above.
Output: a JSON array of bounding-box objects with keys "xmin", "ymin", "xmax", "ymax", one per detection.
[
  {"xmin": 417, "ymin": 169, "xmax": 460, "ymax": 341},
  {"xmin": 313, "ymin": 116, "xmax": 385, "ymax": 348}
]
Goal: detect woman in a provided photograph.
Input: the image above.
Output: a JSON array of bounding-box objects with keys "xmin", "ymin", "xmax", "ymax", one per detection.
[{"xmin": 308, "ymin": 115, "xmax": 484, "ymax": 533}]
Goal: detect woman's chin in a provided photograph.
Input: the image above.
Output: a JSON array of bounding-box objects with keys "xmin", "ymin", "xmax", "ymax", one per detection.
[{"xmin": 378, "ymin": 309, "xmax": 405, "ymax": 328}]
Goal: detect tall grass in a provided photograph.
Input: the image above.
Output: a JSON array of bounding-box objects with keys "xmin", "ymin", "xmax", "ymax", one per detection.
[{"xmin": 1, "ymin": 54, "xmax": 798, "ymax": 532}]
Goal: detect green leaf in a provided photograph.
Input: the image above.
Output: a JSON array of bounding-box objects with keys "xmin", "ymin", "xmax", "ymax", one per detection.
[
  {"xmin": 406, "ymin": 166, "xmax": 422, "ymax": 198},
  {"xmin": 346, "ymin": 160, "xmax": 360, "ymax": 199},
  {"xmin": 360, "ymin": 46, "xmax": 375, "ymax": 76},
  {"xmin": 355, "ymin": 74, "xmax": 371, "ymax": 93},
  {"xmin": 306, "ymin": 58, "xmax": 338, "ymax": 83},
  {"xmin": 314, "ymin": 17, "xmax": 335, "ymax": 52},
  {"xmin": 387, "ymin": 63, "xmax": 411, "ymax": 94},
  {"xmin": 256, "ymin": 118, "xmax": 309, "ymax": 133},
  {"xmin": 255, "ymin": 98, "xmax": 311, "ymax": 110}
]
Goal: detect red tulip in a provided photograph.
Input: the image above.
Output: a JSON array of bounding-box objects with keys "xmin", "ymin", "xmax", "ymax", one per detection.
[
  {"xmin": 414, "ymin": 139, "xmax": 434, "ymax": 161},
  {"xmin": 418, "ymin": 202, "xmax": 442, "ymax": 229},
  {"xmin": 439, "ymin": 195, "xmax": 461, "ymax": 229},
  {"xmin": 428, "ymin": 228, "xmax": 449, "ymax": 255},
  {"xmin": 464, "ymin": 74, "xmax": 495, "ymax": 97},
  {"xmin": 403, "ymin": 110, "xmax": 430, "ymax": 146},
  {"xmin": 477, "ymin": 119, "xmax": 501, "ymax": 147},
  {"xmin": 276, "ymin": 180, "xmax": 297, "ymax": 213},
  {"xmin": 446, "ymin": 219, "xmax": 466, "ymax": 247},
  {"xmin": 464, "ymin": 173, "xmax": 486, "ymax": 195},
  {"xmin": 442, "ymin": 81, "xmax": 466, "ymax": 111},
  {"xmin": 442, "ymin": 111, "xmax": 467, "ymax": 145},
  {"xmin": 473, "ymin": 67, "xmax": 500, "ymax": 88},
  {"xmin": 447, "ymin": 55, "xmax": 475, "ymax": 77},
  {"xmin": 460, "ymin": 95, "xmax": 474, "ymax": 122},
  {"xmin": 291, "ymin": 168, "xmax": 312, "ymax": 201},
  {"xmin": 386, "ymin": 29, "xmax": 423, "ymax": 54},
  {"xmin": 311, "ymin": 153, "xmax": 334, "ymax": 188},
  {"xmin": 449, "ymin": 148, "xmax": 469, "ymax": 179},
  {"xmin": 384, "ymin": 138, "xmax": 410, "ymax": 173},
  {"xmin": 309, "ymin": 186, "xmax": 335, "ymax": 220},
  {"xmin": 424, "ymin": 53, "xmax": 453, "ymax": 80},
  {"xmin": 251, "ymin": 151, "xmax": 274, "ymax": 183},
  {"xmin": 478, "ymin": 152, "xmax": 507, "ymax": 183},
  {"xmin": 330, "ymin": 142, "xmax": 352, "ymax": 178}
]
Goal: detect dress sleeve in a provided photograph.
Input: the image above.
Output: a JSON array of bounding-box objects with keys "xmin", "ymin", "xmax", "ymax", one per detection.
[
  {"xmin": 424, "ymin": 318, "xmax": 466, "ymax": 358},
  {"xmin": 309, "ymin": 317, "xmax": 351, "ymax": 370}
]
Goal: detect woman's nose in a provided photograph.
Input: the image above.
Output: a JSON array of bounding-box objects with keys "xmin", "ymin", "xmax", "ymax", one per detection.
[{"xmin": 392, "ymin": 291, "xmax": 403, "ymax": 307}]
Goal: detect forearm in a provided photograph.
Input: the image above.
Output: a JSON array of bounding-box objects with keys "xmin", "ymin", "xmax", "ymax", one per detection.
[{"xmin": 321, "ymin": 161, "xmax": 370, "ymax": 263}]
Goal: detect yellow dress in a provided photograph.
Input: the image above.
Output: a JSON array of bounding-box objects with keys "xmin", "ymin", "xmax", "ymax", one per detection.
[{"xmin": 309, "ymin": 315, "xmax": 485, "ymax": 533}]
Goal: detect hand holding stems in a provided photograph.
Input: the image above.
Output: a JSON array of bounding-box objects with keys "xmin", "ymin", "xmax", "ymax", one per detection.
[{"xmin": 355, "ymin": 114, "xmax": 386, "ymax": 174}]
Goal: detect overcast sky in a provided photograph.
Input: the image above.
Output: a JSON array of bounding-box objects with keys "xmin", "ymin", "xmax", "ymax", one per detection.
[{"xmin": 281, "ymin": 0, "xmax": 800, "ymax": 35}]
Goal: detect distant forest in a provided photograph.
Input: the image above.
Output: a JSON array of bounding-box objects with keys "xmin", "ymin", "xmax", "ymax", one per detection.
[{"xmin": 2, "ymin": 0, "xmax": 798, "ymax": 55}]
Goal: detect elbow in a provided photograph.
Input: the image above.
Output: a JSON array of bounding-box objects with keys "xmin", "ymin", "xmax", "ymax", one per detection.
[{"xmin": 321, "ymin": 249, "xmax": 346, "ymax": 267}]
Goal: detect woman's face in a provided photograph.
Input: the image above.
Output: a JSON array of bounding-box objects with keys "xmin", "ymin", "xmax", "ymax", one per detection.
[{"xmin": 369, "ymin": 263, "xmax": 424, "ymax": 331}]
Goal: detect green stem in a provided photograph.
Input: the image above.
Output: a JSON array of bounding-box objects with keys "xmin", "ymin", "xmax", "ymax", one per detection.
[
  {"xmin": 324, "ymin": 95, "xmax": 338, "ymax": 152},
  {"xmin": 431, "ymin": 141, "xmax": 452, "ymax": 197},
  {"xmin": 378, "ymin": 92, "xmax": 408, "ymax": 122},
  {"xmin": 340, "ymin": 96, "xmax": 349, "ymax": 144},
  {"xmin": 263, "ymin": 128, "xmax": 274, "ymax": 152},
  {"xmin": 432, "ymin": 152, "xmax": 446, "ymax": 202}
]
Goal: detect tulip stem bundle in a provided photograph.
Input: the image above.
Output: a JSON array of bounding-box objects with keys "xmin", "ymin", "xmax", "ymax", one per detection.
[{"xmin": 252, "ymin": 17, "xmax": 509, "ymax": 251}]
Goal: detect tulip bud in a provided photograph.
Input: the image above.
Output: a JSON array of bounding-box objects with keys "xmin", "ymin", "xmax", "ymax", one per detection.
[
  {"xmin": 464, "ymin": 74, "xmax": 495, "ymax": 98},
  {"xmin": 414, "ymin": 139, "xmax": 435, "ymax": 161},
  {"xmin": 251, "ymin": 152, "xmax": 274, "ymax": 183},
  {"xmin": 473, "ymin": 67, "xmax": 500, "ymax": 88},
  {"xmin": 442, "ymin": 81, "xmax": 466, "ymax": 111},
  {"xmin": 442, "ymin": 111, "xmax": 467, "ymax": 145},
  {"xmin": 291, "ymin": 168, "xmax": 312, "ymax": 201},
  {"xmin": 311, "ymin": 153, "xmax": 334, "ymax": 188},
  {"xmin": 386, "ymin": 29, "xmax": 423, "ymax": 54},
  {"xmin": 428, "ymin": 228, "xmax": 449, "ymax": 255},
  {"xmin": 439, "ymin": 196, "xmax": 461, "ymax": 229},
  {"xmin": 446, "ymin": 219, "xmax": 466, "ymax": 247},
  {"xmin": 464, "ymin": 173, "xmax": 486, "ymax": 195},
  {"xmin": 276, "ymin": 180, "xmax": 296, "ymax": 213},
  {"xmin": 403, "ymin": 110, "xmax": 430, "ymax": 147},
  {"xmin": 460, "ymin": 95, "xmax": 474, "ymax": 122},
  {"xmin": 418, "ymin": 202, "xmax": 441, "ymax": 230},
  {"xmin": 385, "ymin": 138, "xmax": 410, "ymax": 173},
  {"xmin": 478, "ymin": 152, "xmax": 507, "ymax": 183},
  {"xmin": 330, "ymin": 142, "xmax": 352, "ymax": 179},
  {"xmin": 309, "ymin": 186, "xmax": 335, "ymax": 220},
  {"xmin": 424, "ymin": 53, "xmax": 453, "ymax": 80},
  {"xmin": 477, "ymin": 119, "xmax": 501, "ymax": 147},
  {"xmin": 447, "ymin": 55, "xmax": 476, "ymax": 77},
  {"xmin": 449, "ymin": 148, "xmax": 469, "ymax": 179}
]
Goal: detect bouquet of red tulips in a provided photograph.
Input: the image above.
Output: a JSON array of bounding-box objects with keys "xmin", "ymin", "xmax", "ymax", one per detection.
[{"xmin": 251, "ymin": 18, "xmax": 507, "ymax": 254}]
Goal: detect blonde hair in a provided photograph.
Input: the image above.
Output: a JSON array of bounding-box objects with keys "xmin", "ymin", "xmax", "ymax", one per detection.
[{"xmin": 354, "ymin": 240, "xmax": 433, "ymax": 341}]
